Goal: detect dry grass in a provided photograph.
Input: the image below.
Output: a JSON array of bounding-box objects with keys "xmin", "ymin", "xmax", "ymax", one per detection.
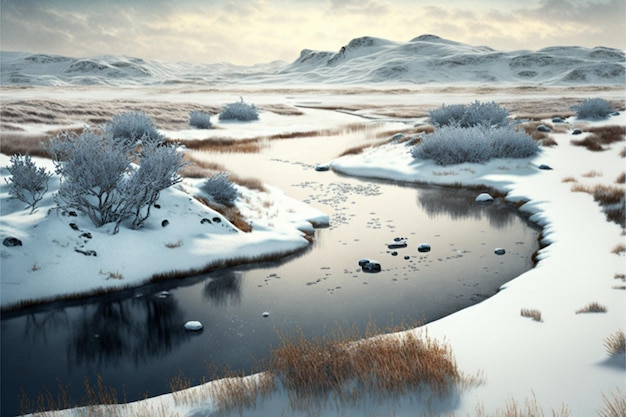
[
  {"xmin": 571, "ymin": 125, "xmax": 625, "ymax": 151},
  {"xmin": 611, "ymin": 243, "xmax": 625, "ymax": 255},
  {"xmin": 575, "ymin": 301, "xmax": 607, "ymax": 314},
  {"xmin": 0, "ymin": 132, "xmax": 51, "ymax": 157},
  {"xmin": 208, "ymin": 371, "xmax": 275, "ymax": 416},
  {"xmin": 269, "ymin": 323, "xmax": 464, "ymax": 408},
  {"xmin": 615, "ymin": 172, "xmax": 625, "ymax": 184},
  {"xmin": 520, "ymin": 308, "xmax": 543, "ymax": 322},
  {"xmin": 603, "ymin": 330, "xmax": 626, "ymax": 357},
  {"xmin": 473, "ymin": 391, "xmax": 570, "ymax": 417},
  {"xmin": 598, "ymin": 389, "xmax": 626, "ymax": 417},
  {"xmin": 194, "ymin": 196, "xmax": 253, "ymax": 232},
  {"xmin": 561, "ymin": 176, "xmax": 577, "ymax": 183},
  {"xmin": 581, "ymin": 170, "xmax": 603, "ymax": 178},
  {"xmin": 570, "ymin": 183, "xmax": 625, "ymax": 227}
]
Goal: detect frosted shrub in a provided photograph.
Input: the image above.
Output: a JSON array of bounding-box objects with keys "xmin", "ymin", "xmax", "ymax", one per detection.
[
  {"xmin": 219, "ymin": 97, "xmax": 259, "ymax": 121},
  {"xmin": 5, "ymin": 154, "xmax": 52, "ymax": 213},
  {"xmin": 412, "ymin": 125, "xmax": 538, "ymax": 165},
  {"xmin": 201, "ymin": 172, "xmax": 238, "ymax": 206},
  {"xmin": 104, "ymin": 111, "xmax": 165, "ymax": 144},
  {"xmin": 428, "ymin": 101, "xmax": 509, "ymax": 128},
  {"xmin": 572, "ymin": 98, "xmax": 613, "ymax": 120},
  {"xmin": 189, "ymin": 111, "xmax": 212, "ymax": 129},
  {"xmin": 46, "ymin": 129, "xmax": 187, "ymax": 234}
]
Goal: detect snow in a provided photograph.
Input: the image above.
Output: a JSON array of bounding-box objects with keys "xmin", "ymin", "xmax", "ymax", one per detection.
[{"xmin": 1, "ymin": 35, "xmax": 625, "ymax": 416}]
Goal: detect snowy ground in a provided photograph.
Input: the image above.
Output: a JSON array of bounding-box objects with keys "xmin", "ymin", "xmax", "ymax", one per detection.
[{"xmin": 1, "ymin": 86, "xmax": 624, "ymax": 416}]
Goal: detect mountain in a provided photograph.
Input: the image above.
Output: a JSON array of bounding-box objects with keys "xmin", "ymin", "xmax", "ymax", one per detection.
[
  {"xmin": 280, "ymin": 34, "xmax": 625, "ymax": 85},
  {"xmin": 1, "ymin": 34, "xmax": 624, "ymax": 86}
]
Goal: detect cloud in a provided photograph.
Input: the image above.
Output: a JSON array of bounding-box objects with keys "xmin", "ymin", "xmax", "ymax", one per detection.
[{"xmin": 0, "ymin": 0, "xmax": 623, "ymax": 64}]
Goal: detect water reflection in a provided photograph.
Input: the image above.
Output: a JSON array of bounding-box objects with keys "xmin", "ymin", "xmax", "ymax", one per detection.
[
  {"xmin": 203, "ymin": 271, "xmax": 242, "ymax": 306},
  {"xmin": 67, "ymin": 296, "xmax": 188, "ymax": 368},
  {"xmin": 416, "ymin": 186, "xmax": 516, "ymax": 228}
]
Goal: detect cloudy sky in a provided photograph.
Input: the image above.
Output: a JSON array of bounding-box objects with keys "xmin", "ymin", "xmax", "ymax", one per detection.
[{"xmin": 1, "ymin": 0, "xmax": 624, "ymax": 65}]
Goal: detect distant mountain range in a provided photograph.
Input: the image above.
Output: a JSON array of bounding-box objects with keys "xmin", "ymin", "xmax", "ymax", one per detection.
[{"xmin": 2, "ymin": 34, "xmax": 624, "ymax": 86}]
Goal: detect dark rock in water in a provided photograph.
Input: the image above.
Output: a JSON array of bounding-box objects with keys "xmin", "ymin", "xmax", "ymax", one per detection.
[
  {"xmin": 75, "ymin": 248, "xmax": 97, "ymax": 256},
  {"xmin": 262, "ymin": 312, "xmax": 270, "ymax": 318},
  {"xmin": 417, "ymin": 243, "xmax": 431, "ymax": 253},
  {"xmin": 404, "ymin": 255, "xmax": 410, "ymax": 260},
  {"xmin": 552, "ymin": 117, "xmax": 566, "ymax": 123},
  {"xmin": 537, "ymin": 124, "xmax": 551, "ymax": 132},
  {"xmin": 201, "ymin": 218, "xmax": 212, "ymax": 224},
  {"xmin": 161, "ymin": 219, "xmax": 169, "ymax": 227},
  {"xmin": 387, "ymin": 238, "xmax": 408, "ymax": 249},
  {"xmin": 538, "ymin": 164, "xmax": 553, "ymax": 170},
  {"xmin": 358, "ymin": 258, "xmax": 371, "ymax": 267},
  {"xmin": 362, "ymin": 261, "xmax": 381, "ymax": 273},
  {"xmin": 315, "ymin": 163, "xmax": 330, "ymax": 172},
  {"xmin": 494, "ymin": 248, "xmax": 506, "ymax": 255},
  {"xmin": 572, "ymin": 128, "xmax": 583, "ymax": 135},
  {"xmin": 3, "ymin": 237, "xmax": 22, "ymax": 247}
]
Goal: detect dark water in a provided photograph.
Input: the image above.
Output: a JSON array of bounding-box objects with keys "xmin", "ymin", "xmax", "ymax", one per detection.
[{"xmin": 1, "ymin": 132, "xmax": 540, "ymax": 416}]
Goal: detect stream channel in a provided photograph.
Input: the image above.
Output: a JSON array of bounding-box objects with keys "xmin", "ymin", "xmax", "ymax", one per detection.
[{"xmin": 1, "ymin": 121, "xmax": 541, "ymax": 416}]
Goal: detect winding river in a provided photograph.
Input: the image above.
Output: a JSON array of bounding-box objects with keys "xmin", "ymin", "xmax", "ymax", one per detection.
[{"xmin": 1, "ymin": 116, "xmax": 541, "ymax": 416}]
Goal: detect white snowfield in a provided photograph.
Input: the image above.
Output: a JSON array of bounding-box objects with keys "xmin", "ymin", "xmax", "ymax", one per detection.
[{"xmin": 1, "ymin": 34, "xmax": 624, "ymax": 416}]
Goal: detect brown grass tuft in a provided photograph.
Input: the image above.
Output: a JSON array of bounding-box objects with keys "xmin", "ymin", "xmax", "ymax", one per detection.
[
  {"xmin": 575, "ymin": 301, "xmax": 607, "ymax": 314},
  {"xmin": 615, "ymin": 172, "xmax": 625, "ymax": 184},
  {"xmin": 194, "ymin": 196, "xmax": 253, "ymax": 232},
  {"xmin": 571, "ymin": 125, "xmax": 625, "ymax": 151},
  {"xmin": 598, "ymin": 389, "xmax": 626, "ymax": 417},
  {"xmin": 520, "ymin": 308, "xmax": 543, "ymax": 322},
  {"xmin": 603, "ymin": 330, "xmax": 626, "ymax": 357},
  {"xmin": 0, "ymin": 132, "xmax": 50, "ymax": 157},
  {"xmin": 571, "ymin": 183, "xmax": 625, "ymax": 226},
  {"xmin": 269, "ymin": 322, "xmax": 462, "ymax": 406},
  {"xmin": 612, "ymin": 243, "xmax": 626, "ymax": 255},
  {"xmin": 581, "ymin": 170, "xmax": 603, "ymax": 178},
  {"xmin": 561, "ymin": 176, "xmax": 578, "ymax": 183}
]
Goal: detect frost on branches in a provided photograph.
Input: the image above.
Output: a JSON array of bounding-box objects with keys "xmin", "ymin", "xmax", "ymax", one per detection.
[
  {"xmin": 4, "ymin": 154, "xmax": 52, "ymax": 214},
  {"xmin": 45, "ymin": 129, "xmax": 187, "ymax": 234},
  {"xmin": 218, "ymin": 97, "xmax": 259, "ymax": 121}
]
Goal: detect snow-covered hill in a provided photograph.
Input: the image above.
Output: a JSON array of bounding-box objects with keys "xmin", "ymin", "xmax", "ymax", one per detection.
[{"xmin": 1, "ymin": 34, "xmax": 624, "ymax": 86}]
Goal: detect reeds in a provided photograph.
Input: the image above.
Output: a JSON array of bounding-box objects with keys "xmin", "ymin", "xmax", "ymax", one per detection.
[
  {"xmin": 269, "ymin": 323, "xmax": 462, "ymax": 408},
  {"xmin": 575, "ymin": 301, "xmax": 607, "ymax": 314},
  {"xmin": 520, "ymin": 308, "xmax": 543, "ymax": 322},
  {"xmin": 570, "ymin": 183, "xmax": 625, "ymax": 226},
  {"xmin": 604, "ymin": 330, "xmax": 626, "ymax": 357},
  {"xmin": 598, "ymin": 390, "xmax": 626, "ymax": 417}
]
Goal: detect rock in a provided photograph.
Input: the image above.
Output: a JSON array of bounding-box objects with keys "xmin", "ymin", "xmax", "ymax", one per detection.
[
  {"xmin": 154, "ymin": 204, "xmax": 161, "ymax": 209},
  {"xmin": 387, "ymin": 238, "xmax": 408, "ymax": 249},
  {"xmin": 358, "ymin": 258, "xmax": 371, "ymax": 267},
  {"xmin": 80, "ymin": 232, "xmax": 92, "ymax": 239},
  {"xmin": 69, "ymin": 223, "xmax": 80, "ymax": 231},
  {"xmin": 201, "ymin": 218, "xmax": 212, "ymax": 224},
  {"xmin": 494, "ymin": 248, "xmax": 506, "ymax": 255},
  {"xmin": 157, "ymin": 291, "xmax": 170, "ymax": 298},
  {"xmin": 552, "ymin": 117, "xmax": 566, "ymax": 123},
  {"xmin": 404, "ymin": 255, "xmax": 410, "ymax": 260},
  {"xmin": 391, "ymin": 251, "xmax": 398, "ymax": 256},
  {"xmin": 361, "ymin": 260, "xmax": 381, "ymax": 273},
  {"xmin": 538, "ymin": 164, "xmax": 553, "ymax": 170},
  {"xmin": 161, "ymin": 219, "xmax": 169, "ymax": 227},
  {"xmin": 417, "ymin": 243, "xmax": 431, "ymax": 253},
  {"xmin": 212, "ymin": 217, "xmax": 221, "ymax": 223},
  {"xmin": 571, "ymin": 128, "xmax": 583, "ymax": 135},
  {"xmin": 537, "ymin": 124, "xmax": 551, "ymax": 132},
  {"xmin": 391, "ymin": 133, "xmax": 405, "ymax": 141},
  {"xmin": 262, "ymin": 312, "xmax": 270, "ymax": 318},
  {"xmin": 75, "ymin": 248, "xmax": 97, "ymax": 256},
  {"xmin": 184, "ymin": 321, "xmax": 203, "ymax": 331},
  {"xmin": 475, "ymin": 193, "xmax": 494, "ymax": 203},
  {"xmin": 610, "ymin": 112, "xmax": 621, "ymax": 117},
  {"xmin": 315, "ymin": 163, "xmax": 330, "ymax": 172},
  {"xmin": 3, "ymin": 237, "xmax": 22, "ymax": 247}
]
